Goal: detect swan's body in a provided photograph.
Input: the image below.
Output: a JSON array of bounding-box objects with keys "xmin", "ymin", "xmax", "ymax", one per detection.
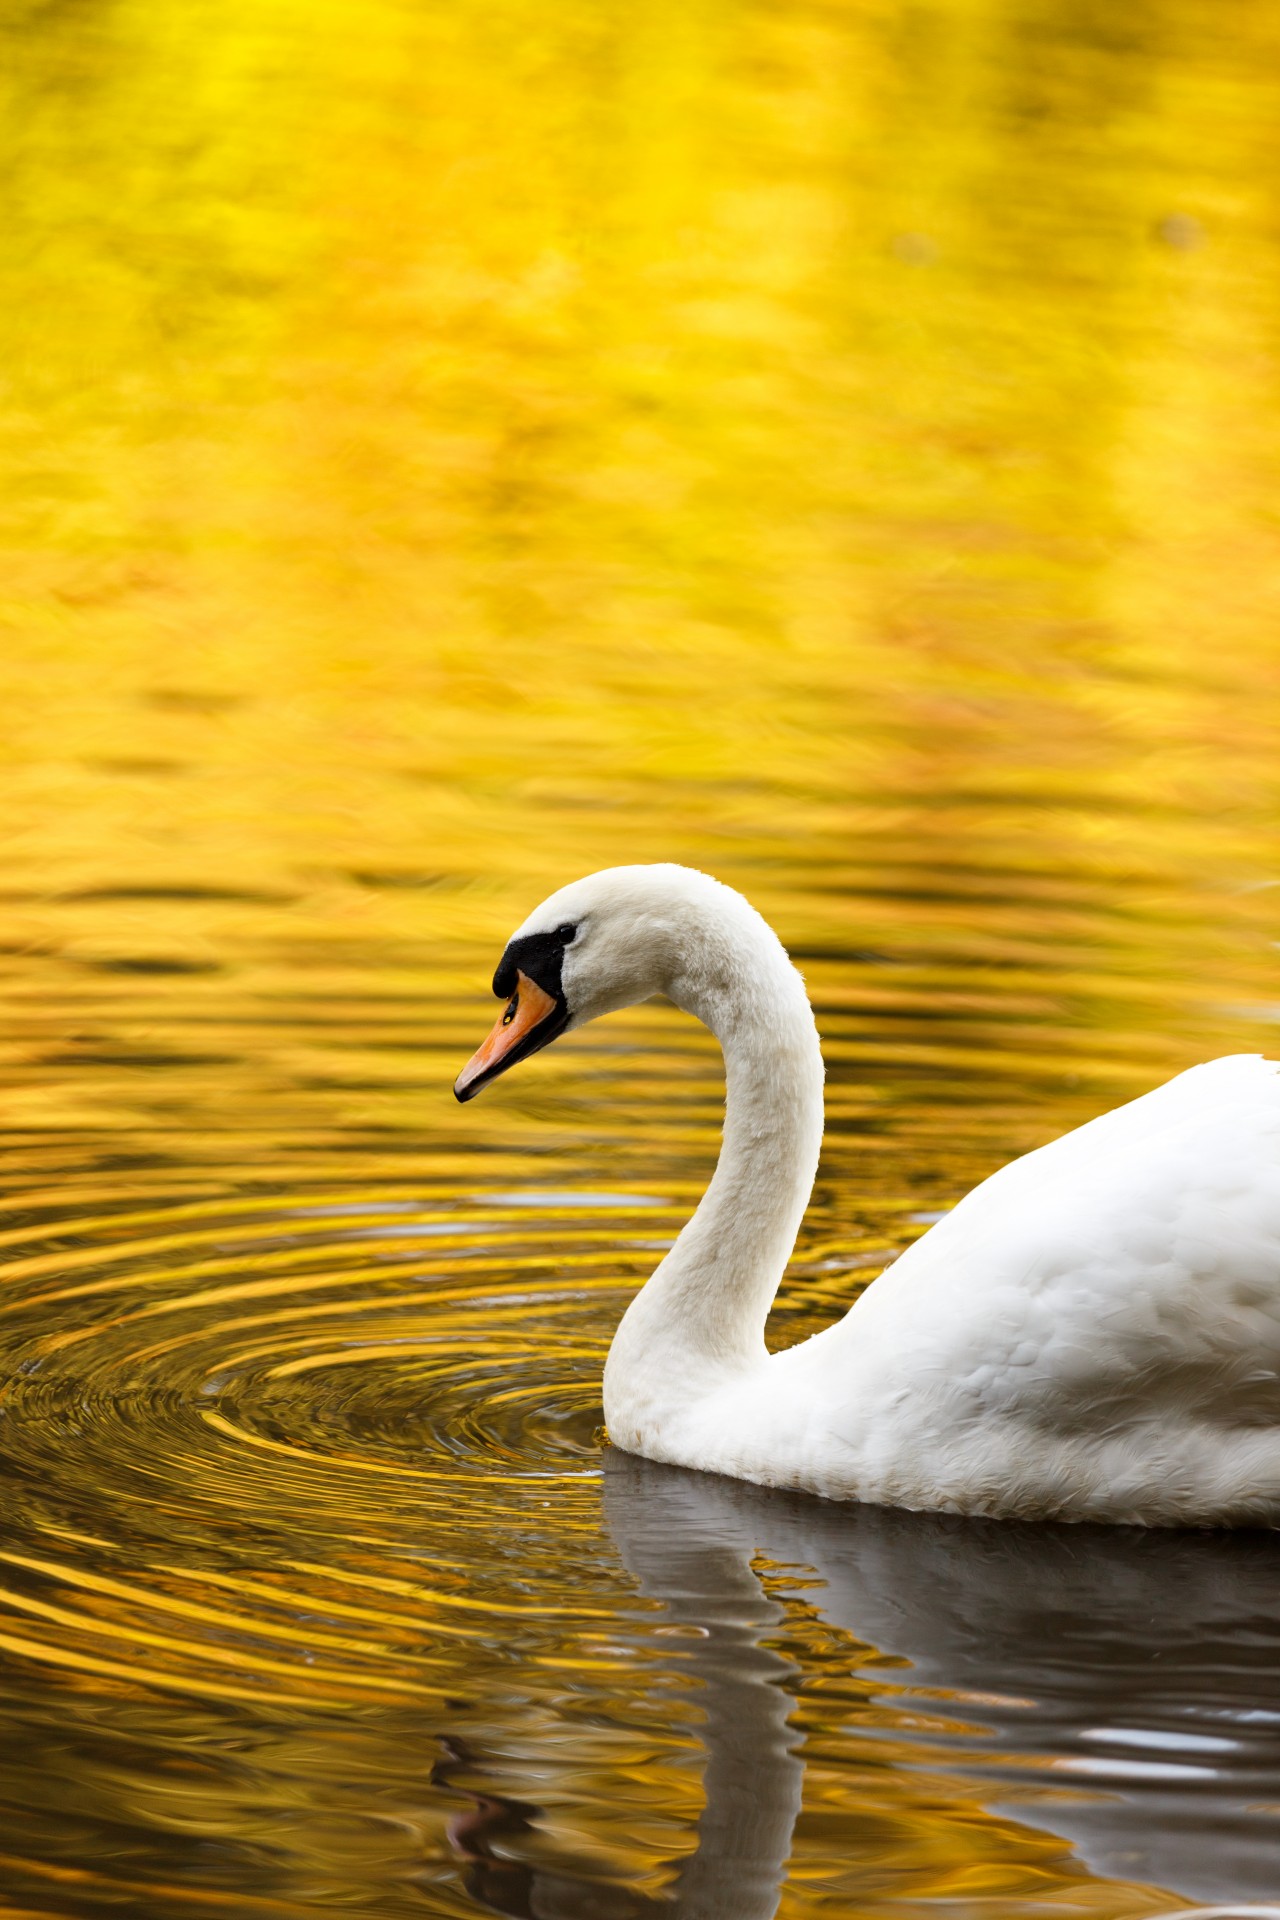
[{"xmin": 456, "ymin": 864, "xmax": 1280, "ymax": 1526}]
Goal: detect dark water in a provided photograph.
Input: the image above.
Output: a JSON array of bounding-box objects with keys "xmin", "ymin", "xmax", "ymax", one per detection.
[{"xmin": 4, "ymin": 0, "xmax": 1280, "ymax": 1910}]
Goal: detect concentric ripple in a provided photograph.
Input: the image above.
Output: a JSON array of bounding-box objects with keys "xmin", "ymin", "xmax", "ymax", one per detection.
[
  {"xmin": 0, "ymin": 1151, "xmax": 708, "ymax": 1913},
  {"xmin": 0, "ymin": 1181, "xmax": 651, "ymax": 1635}
]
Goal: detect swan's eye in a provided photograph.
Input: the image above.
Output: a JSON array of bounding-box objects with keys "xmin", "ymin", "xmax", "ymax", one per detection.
[
  {"xmin": 555, "ymin": 923, "xmax": 576, "ymax": 942},
  {"xmin": 501, "ymin": 994, "xmax": 519, "ymax": 1027}
]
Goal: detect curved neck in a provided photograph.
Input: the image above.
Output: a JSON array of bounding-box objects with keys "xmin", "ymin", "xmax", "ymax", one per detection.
[{"xmin": 604, "ymin": 901, "xmax": 824, "ymax": 1433}]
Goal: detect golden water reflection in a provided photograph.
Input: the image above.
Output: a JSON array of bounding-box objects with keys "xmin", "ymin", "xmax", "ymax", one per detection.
[{"xmin": 1, "ymin": 0, "xmax": 1280, "ymax": 1912}]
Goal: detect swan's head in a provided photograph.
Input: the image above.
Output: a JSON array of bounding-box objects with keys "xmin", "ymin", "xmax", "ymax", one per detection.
[{"xmin": 453, "ymin": 864, "xmax": 737, "ymax": 1101}]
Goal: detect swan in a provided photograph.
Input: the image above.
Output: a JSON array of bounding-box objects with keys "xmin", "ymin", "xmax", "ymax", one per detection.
[{"xmin": 453, "ymin": 863, "xmax": 1280, "ymax": 1526}]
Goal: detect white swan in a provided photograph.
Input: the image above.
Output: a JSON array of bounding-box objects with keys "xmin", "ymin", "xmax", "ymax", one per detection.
[{"xmin": 454, "ymin": 863, "xmax": 1280, "ymax": 1526}]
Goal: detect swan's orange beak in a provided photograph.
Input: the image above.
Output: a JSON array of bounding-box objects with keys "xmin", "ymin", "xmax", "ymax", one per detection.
[{"xmin": 454, "ymin": 970, "xmax": 560, "ymax": 1102}]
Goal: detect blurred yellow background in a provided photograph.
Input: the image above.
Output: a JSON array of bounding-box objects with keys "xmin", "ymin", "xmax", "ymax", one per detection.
[{"xmin": 4, "ymin": 0, "xmax": 1279, "ymax": 915}]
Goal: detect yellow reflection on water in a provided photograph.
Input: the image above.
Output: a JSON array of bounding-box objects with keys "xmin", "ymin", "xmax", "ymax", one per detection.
[{"xmin": 0, "ymin": 0, "xmax": 1279, "ymax": 1913}]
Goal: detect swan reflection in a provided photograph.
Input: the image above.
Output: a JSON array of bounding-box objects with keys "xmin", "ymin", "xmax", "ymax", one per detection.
[
  {"xmin": 452, "ymin": 1455, "xmax": 1280, "ymax": 1916},
  {"xmin": 607, "ymin": 1454, "xmax": 1280, "ymax": 1912},
  {"xmin": 436, "ymin": 1520, "xmax": 799, "ymax": 1920}
]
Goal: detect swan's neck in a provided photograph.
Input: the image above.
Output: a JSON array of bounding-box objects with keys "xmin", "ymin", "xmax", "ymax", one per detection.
[{"xmin": 603, "ymin": 908, "xmax": 824, "ymax": 1444}]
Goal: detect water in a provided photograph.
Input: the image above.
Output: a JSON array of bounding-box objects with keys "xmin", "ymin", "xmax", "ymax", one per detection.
[{"xmin": 3, "ymin": 0, "xmax": 1280, "ymax": 1912}]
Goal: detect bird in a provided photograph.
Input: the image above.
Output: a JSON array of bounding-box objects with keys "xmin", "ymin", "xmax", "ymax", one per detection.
[{"xmin": 454, "ymin": 863, "xmax": 1280, "ymax": 1526}]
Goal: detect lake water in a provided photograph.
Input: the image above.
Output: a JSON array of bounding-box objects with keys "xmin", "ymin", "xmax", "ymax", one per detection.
[{"xmin": 3, "ymin": 0, "xmax": 1280, "ymax": 1912}]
